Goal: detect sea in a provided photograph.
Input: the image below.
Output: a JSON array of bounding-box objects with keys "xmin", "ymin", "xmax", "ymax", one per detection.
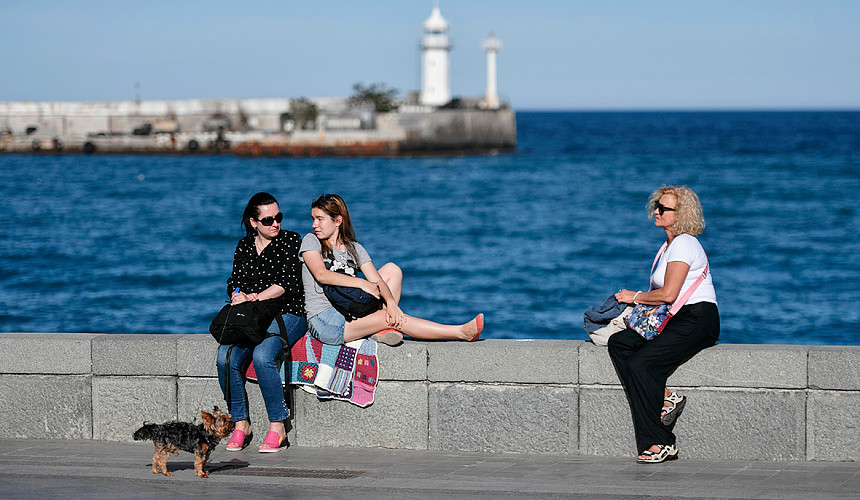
[{"xmin": 1, "ymin": 111, "xmax": 858, "ymax": 345}]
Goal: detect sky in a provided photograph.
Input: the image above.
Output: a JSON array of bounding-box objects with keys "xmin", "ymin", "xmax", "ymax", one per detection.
[{"xmin": 1, "ymin": 0, "xmax": 858, "ymax": 110}]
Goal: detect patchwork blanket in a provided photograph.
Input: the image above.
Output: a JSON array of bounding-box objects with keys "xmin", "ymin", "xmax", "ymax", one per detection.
[{"xmin": 287, "ymin": 335, "xmax": 379, "ymax": 407}]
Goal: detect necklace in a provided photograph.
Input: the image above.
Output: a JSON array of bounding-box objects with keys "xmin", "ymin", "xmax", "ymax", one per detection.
[{"xmin": 255, "ymin": 236, "xmax": 270, "ymax": 255}]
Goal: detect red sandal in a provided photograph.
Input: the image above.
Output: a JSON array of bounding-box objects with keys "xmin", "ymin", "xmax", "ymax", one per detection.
[{"xmin": 469, "ymin": 313, "xmax": 484, "ymax": 342}]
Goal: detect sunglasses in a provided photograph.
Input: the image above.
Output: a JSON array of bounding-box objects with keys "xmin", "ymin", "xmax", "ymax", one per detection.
[
  {"xmin": 255, "ymin": 212, "xmax": 283, "ymax": 226},
  {"xmin": 653, "ymin": 201, "xmax": 677, "ymax": 215}
]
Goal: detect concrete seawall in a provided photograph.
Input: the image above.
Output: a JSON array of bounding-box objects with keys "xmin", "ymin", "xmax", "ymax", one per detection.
[
  {"xmin": 0, "ymin": 98, "xmax": 517, "ymax": 156},
  {"xmin": 1, "ymin": 333, "xmax": 857, "ymax": 462}
]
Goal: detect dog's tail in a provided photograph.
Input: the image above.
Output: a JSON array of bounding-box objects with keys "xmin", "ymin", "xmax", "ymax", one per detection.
[{"xmin": 132, "ymin": 423, "xmax": 157, "ymax": 442}]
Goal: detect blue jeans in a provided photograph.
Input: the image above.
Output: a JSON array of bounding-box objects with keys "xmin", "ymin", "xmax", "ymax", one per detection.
[{"xmin": 216, "ymin": 314, "xmax": 307, "ymax": 423}]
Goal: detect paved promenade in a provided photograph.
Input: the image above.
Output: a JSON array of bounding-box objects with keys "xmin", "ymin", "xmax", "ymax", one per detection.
[{"xmin": 0, "ymin": 439, "xmax": 857, "ymax": 499}]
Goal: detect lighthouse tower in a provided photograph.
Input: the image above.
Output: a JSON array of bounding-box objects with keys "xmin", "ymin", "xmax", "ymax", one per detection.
[
  {"xmin": 419, "ymin": 3, "xmax": 452, "ymax": 107},
  {"xmin": 482, "ymin": 32, "xmax": 502, "ymax": 109}
]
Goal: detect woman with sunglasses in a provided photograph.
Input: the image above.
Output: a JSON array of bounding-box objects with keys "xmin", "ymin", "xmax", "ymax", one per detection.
[
  {"xmin": 300, "ymin": 193, "xmax": 483, "ymax": 346},
  {"xmin": 610, "ymin": 186, "xmax": 719, "ymax": 464},
  {"xmin": 216, "ymin": 192, "xmax": 305, "ymax": 453}
]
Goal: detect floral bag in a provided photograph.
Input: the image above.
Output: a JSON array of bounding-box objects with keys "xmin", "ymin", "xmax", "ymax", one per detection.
[
  {"xmin": 626, "ymin": 303, "xmax": 672, "ymax": 340},
  {"xmin": 626, "ymin": 243, "xmax": 709, "ymax": 340}
]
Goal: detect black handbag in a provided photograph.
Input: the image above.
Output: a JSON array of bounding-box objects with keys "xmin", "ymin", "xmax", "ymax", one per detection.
[
  {"xmin": 209, "ymin": 298, "xmax": 285, "ymax": 347},
  {"xmin": 323, "ymin": 283, "xmax": 383, "ymax": 322}
]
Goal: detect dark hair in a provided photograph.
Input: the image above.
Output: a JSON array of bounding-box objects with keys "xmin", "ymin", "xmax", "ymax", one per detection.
[
  {"xmin": 241, "ymin": 192, "xmax": 279, "ymax": 237},
  {"xmin": 311, "ymin": 193, "xmax": 358, "ymax": 261}
]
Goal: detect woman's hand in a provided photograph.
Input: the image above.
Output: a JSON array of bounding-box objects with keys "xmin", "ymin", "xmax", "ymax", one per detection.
[
  {"xmin": 385, "ymin": 303, "xmax": 406, "ymax": 330},
  {"xmin": 615, "ymin": 289, "xmax": 638, "ymax": 304},
  {"xmin": 230, "ymin": 292, "xmax": 249, "ymax": 305},
  {"xmin": 359, "ymin": 280, "xmax": 381, "ymax": 298}
]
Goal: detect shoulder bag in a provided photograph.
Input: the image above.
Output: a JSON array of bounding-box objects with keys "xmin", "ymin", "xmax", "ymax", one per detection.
[
  {"xmin": 625, "ymin": 242, "xmax": 709, "ymax": 340},
  {"xmin": 323, "ymin": 276, "xmax": 383, "ymax": 322},
  {"xmin": 209, "ymin": 298, "xmax": 286, "ymax": 347}
]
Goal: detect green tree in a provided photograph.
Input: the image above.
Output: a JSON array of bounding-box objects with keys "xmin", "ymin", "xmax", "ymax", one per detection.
[
  {"xmin": 287, "ymin": 98, "xmax": 319, "ymax": 130},
  {"xmin": 348, "ymin": 82, "xmax": 399, "ymax": 112}
]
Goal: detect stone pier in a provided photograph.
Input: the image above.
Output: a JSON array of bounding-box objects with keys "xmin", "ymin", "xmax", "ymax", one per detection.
[{"xmin": 0, "ymin": 333, "xmax": 856, "ymax": 461}]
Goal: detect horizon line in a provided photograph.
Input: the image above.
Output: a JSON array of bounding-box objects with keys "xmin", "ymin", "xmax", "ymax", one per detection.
[{"xmin": 515, "ymin": 107, "xmax": 860, "ymax": 113}]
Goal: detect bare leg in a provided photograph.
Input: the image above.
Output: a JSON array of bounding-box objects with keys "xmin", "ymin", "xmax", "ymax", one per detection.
[
  {"xmin": 378, "ymin": 262, "xmax": 402, "ymax": 303},
  {"xmin": 344, "ymin": 309, "xmax": 481, "ymax": 342},
  {"xmin": 233, "ymin": 419, "xmax": 250, "ymax": 434},
  {"xmin": 268, "ymin": 421, "xmax": 285, "ymax": 439}
]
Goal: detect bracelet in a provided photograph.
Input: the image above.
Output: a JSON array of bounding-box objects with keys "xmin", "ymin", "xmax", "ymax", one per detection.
[{"xmin": 633, "ymin": 291, "xmax": 641, "ymax": 304}]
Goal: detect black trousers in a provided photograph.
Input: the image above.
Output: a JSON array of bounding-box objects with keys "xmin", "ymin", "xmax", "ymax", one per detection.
[{"xmin": 608, "ymin": 302, "xmax": 720, "ymax": 453}]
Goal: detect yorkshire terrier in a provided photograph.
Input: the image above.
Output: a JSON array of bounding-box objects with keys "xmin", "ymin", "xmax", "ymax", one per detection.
[{"xmin": 133, "ymin": 406, "xmax": 235, "ymax": 478}]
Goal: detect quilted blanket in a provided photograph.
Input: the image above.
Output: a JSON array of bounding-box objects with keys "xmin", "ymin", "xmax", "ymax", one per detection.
[{"xmin": 287, "ymin": 335, "xmax": 379, "ymax": 407}]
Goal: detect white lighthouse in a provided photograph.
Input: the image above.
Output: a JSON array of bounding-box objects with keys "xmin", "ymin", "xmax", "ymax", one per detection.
[
  {"xmin": 419, "ymin": 3, "xmax": 452, "ymax": 107},
  {"xmin": 482, "ymin": 32, "xmax": 502, "ymax": 109}
]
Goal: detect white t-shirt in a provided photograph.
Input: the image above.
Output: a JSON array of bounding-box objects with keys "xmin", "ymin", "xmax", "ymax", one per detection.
[{"xmin": 650, "ymin": 233, "xmax": 717, "ymax": 306}]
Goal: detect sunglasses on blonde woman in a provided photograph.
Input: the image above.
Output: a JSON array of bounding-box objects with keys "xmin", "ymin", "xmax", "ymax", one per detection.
[
  {"xmin": 254, "ymin": 212, "xmax": 283, "ymax": 226},
  {"xmin": 654, "ymin": 201, "xmax": 676, "ymax": 215}
]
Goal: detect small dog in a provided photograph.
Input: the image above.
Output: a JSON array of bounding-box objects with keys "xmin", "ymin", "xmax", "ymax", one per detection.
[{"xmin": 133, "ymin": 406, "xmax": 235, "ymax": 478}]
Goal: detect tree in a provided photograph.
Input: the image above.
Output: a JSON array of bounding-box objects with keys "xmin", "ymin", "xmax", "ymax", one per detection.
[
  {"xmin": 348, "ymin": 82, "xmax": 399, "ymax": 112},
  {"xmin": 286, "ymin": 98, "xmax": 318, "ymax": 130}
]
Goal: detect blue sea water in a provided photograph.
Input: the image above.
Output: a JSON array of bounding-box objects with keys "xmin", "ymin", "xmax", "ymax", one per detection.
[{"xmin": 1, "ymin": 111, "xmax": 858, "ymax": 345}]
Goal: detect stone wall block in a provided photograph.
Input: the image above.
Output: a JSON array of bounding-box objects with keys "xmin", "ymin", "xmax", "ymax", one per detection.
[
  {"xmin": 0, "ymin": 333, "xmax": 97, "ymax": 374},
  {"xmin": 93, "ymin": 376, "xmax": 177, "ymax": 441},
  {"xmin": 428, "ymin": 340, "xmax": 579, "ymax": 383},
  {"xmin": 92, "ymin": 334, "xmax": 177, "ymax": 376},
  {"xmin": 807, "ymin": 390, "xmax": 860, "ymax": 461},
  {"xmin": 579, "ymin": 343, "xmax": 617, "ymax": 385},
  {"xmin": 177, "ymin": 377, "xmax": 226, "ymax": 422},
  {"xmin": 676, "ymin": 389, "xmax": 806, "ymax": 460},
  {"xmin": 668, "ymin": 345, "xmax": 808, "ymax": 389},
  {"xmin": 580, "ymin": 343, "xmax": 809, "ymax": 389},
  {"xmin": 578, "ymin": 387, "xmax": 636, "ymax": 456},
  {"xmin": 429, "ymin": 383, "xmax": 578, "ymax": 454},
  {"xmin": 0, "ymin": 374, "xmax": 92, "ymax": 439},
  {"xmin": 809, "ymin": 347, "xmax": 860, "ymax": 390},
  {"xmin": 177, "ymin": 335, "xmax": 220, "ymax": 377},
  {"xmin": 378, "ymin": 342, "xmax": 427, "ymax": 381},
  {"xmin": 580, "ymin": 387, "xmax": 806, "ymax": 460},
  {"xmin": 293, "ymin": 381, "xmax": 428, "ymax": 449}
]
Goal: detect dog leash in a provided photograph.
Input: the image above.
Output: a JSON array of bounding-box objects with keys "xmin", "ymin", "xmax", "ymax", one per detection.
[
  {"xmin": 190, "ymin": 288, "xmax": 240, "ymax": 424},
  {"xmin": 199, "ymin": 288, "xmax": 289, "ymax": 423}
]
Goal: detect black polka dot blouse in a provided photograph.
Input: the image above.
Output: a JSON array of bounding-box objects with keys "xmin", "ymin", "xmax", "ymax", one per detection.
[{"xmin": 226, "ymin": 230, "xmax": 305, "ymax": 317}]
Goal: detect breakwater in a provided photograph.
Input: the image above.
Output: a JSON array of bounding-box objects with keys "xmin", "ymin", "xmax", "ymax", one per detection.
[
  {"xmin": 2, "ymin": 333, "xmax": 857, "ymax": 462},
  {"xmin": 0, "ymin": 98, "xmax": 516, "ymax": 156}
]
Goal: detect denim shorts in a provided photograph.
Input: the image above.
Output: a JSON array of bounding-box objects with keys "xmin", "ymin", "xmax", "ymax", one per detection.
[{"xmin": 308, "ymin": 307, "xmax": 346, "ymax": 345}]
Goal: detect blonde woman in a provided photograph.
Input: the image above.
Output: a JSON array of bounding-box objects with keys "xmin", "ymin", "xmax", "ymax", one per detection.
[{"xmin": 611, "ymin": 186, "xmax": 719, "ymax": 464}]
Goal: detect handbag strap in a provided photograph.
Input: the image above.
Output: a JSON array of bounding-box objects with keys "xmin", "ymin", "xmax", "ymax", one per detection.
[
  {"xmin": 649, "ymin": 241, "xmax": 709, "ymax": 315},
  {"xmin": 648, "ymin": 242, "xmax": 669, "ymax": 285},
  {"xmin": 275, "ymin": 314, "xmax": 286, "ymax": 336},
  {"xmin": 668, "ymin": 259, "xmax": 708, "ymax": 315}
]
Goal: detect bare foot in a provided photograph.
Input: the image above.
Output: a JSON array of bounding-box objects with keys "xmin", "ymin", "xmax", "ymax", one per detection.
[{"xmin": 637, "ymin": 444, "xmax": 663, "ymax": 460}]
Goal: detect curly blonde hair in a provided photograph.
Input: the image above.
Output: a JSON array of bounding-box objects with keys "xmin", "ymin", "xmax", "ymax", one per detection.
[{"xmin": 647, "ymin": 185, "xmax": 705, "ymax": 236}]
